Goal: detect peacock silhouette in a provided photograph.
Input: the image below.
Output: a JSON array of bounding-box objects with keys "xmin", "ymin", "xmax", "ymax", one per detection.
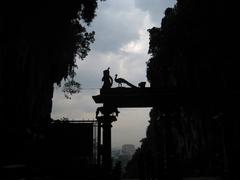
[{"xmin": 114, "ymin": 74, "xmax": 137, "ymax": 88}]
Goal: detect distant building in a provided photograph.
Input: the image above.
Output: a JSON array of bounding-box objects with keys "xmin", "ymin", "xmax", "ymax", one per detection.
[
  {"xmin": 111, "ymin": 145, "xmax": 136, "ymax": 174},
  {"xmin": 112, "ymin": 148, "xmax": 121, "ymax": 159},
  {"xmin": 122, "ymin": 144, "xmax": 136, "ymax": 156}
]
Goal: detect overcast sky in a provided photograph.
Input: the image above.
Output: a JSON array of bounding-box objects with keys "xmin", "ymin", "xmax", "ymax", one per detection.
[{"xmin": 51, "ymin": 0, "xmax": 176, "ymax": 149}]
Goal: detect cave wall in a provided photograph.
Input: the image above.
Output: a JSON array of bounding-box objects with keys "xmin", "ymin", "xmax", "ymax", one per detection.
[{"xmin": 0, "ymin": 2, "xmax": 98, "ymax": 166}]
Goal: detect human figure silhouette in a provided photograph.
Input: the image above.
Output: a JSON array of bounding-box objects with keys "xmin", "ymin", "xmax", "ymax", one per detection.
[{"xmin": 102, "ymin": 67, "xmax": 113, "ymax": 89}]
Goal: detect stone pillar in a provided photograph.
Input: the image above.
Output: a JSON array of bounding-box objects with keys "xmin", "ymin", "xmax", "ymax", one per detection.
[
  {"xmin": 97, "ymin": 119, "xmax": 102, "ymax": 166},
  {"xmin": 102, "ymin": 116, "xmax": 113, "ymax": 172},
  {"xmin": 97, "ymin": 115, "xmax": 117, "ymax": 174},
  {"xmin": 95, "ymin": 102, "xmax": 119, "ymax": 177}
]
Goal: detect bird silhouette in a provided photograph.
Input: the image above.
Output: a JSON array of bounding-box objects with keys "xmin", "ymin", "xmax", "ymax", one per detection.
[
  {"xmin": 138, "ymin": 82, "xmax": 146, "ymax": 88},
  {"xmin": 114, "ymin": 74, "xmax": 137, "ymax": 88}
]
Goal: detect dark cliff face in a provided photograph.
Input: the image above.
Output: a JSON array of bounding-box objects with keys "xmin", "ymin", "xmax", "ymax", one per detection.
[
  {"xmin": 147, "ymin": 0, "xmax": 238, "ymax": 90},
  {"xmin": 0, "ymin": 2, "xmax": 98, "ymax": 165},
  {"xmin": 129, "ymin": 0, "xmax": 240, "ymax": 179}
]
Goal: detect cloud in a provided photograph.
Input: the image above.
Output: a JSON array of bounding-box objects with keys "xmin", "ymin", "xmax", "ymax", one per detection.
[
  {"xmin": 74, "ymin": 12, "xmax": 153, "ymax": 90},
  {"xmin": 89, "ymin": 0, "xmax": 148, "ymax": 53},
  {"xmin": 134, "ymin": 0, "xmax": 176, "ymax": 25}
]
